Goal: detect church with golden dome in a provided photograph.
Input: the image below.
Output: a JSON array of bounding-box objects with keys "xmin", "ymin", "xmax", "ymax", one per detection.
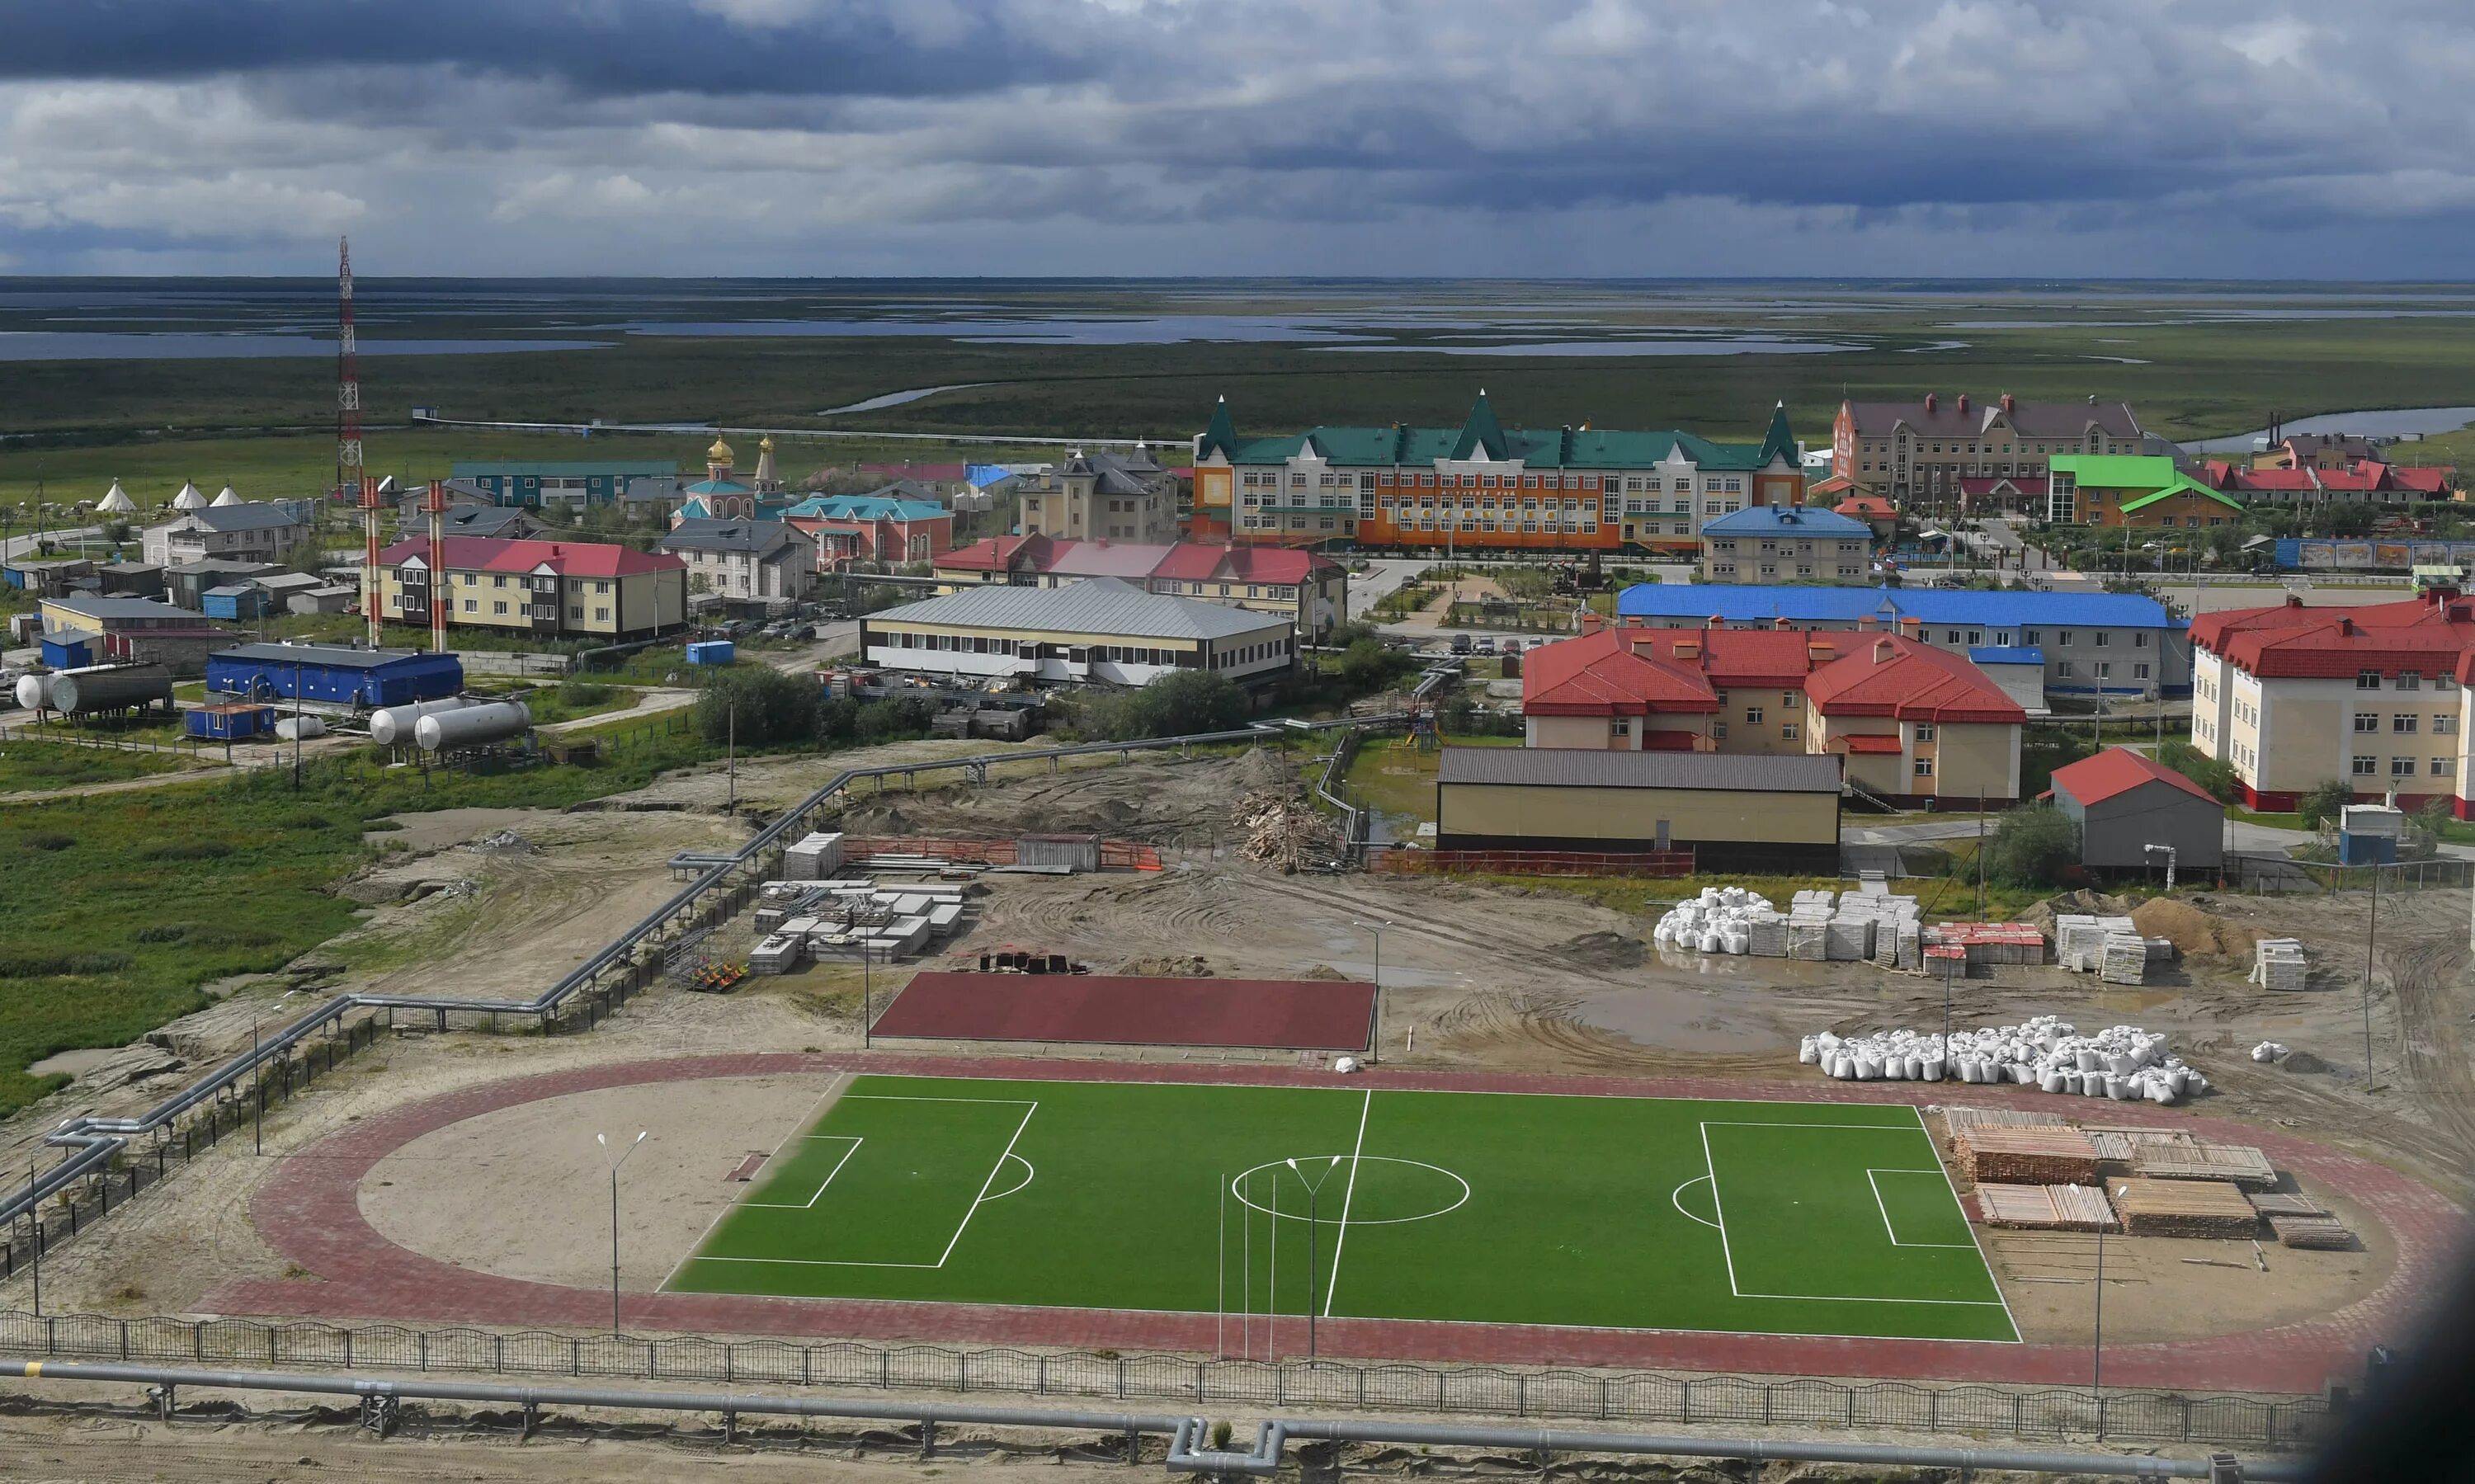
[{"xmin": 676, "ymin": 436, "xmax": 790, "ymax": 522}]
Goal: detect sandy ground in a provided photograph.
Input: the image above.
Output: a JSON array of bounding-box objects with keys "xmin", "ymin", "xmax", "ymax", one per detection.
[{"xmin": 0, "ymin": 744, "xmax": 2465, "ymax": 1372}]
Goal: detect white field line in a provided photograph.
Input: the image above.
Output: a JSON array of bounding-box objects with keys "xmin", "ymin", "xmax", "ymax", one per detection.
[
  {"xmin": 1670, "ymin": 1175, "xmax": 1720, "ymax": 1230},
  {"xmin": 658, "ymin": 1070, "xmax": 846, "ymax": 1292},
  {"xmin": 1320, "ymin": 1088, "xmax": 1375, "ymax": 1318},
  {"xmin": 1904, "ymin": 1101, "xmax": 2023, "ymax": 1341},
  {"xmin": 746, "ymin": 1137, "xmax": 863, "ymax": 1209},
  {"xmin": 1700, "ymin": 1121, "xmax": 1742, "ymax": 1297},
  {"xmin": 1866, "ymin": 1168, "xmax": 1979, "ymax": 1249},
  {"xmin": 935, "ymin": 1099, "xmax": 1040, "ymax": 1267}
]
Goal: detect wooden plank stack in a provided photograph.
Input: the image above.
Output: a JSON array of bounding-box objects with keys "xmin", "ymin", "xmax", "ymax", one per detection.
[
  {"xmin": 2132, "ymin": 1140, "xmax": 2279, "ymax": 1190},
  {"xmin": 2269, "ymin": 1213, "xmax": 2353, "ymax": 1250},
  {"xmin": 1953, "ymin": 1125, "xmax": 2100, "ymax": 1185},
  {"xmin": 1978, "ymin": 1182, "xmax": 2119, "ymax": 1232},
  {"xmin": 2112, "ymin": 1177, "xmax": 2260, "ymax": 1237},
  {"xmin": 1942, "ymin": 1106, "xmax": 2069, "ymax": 1142},
  {"xmin": 2248, "ymin": 1191, "xmax": 2327, "ymax": 1218}
]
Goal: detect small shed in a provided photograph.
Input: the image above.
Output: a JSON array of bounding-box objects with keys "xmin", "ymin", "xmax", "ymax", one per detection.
[
  {"xmin": 288, "ymin": 585, "xmax": 357, "ymax": 615},
  {"xmin": 2045, "ymin": 747, "xmax": 2223, "ymax": 876},
  {"xmin": 38, "ymin": 630, "xmax": 97, "ymax": 669},
  {"xmin": 201, "ymin": 583, "xmax": 273, "ymax": 620},
  {"xmin": 186, "ymin": 701, "xmax": 276, "ymax": 741},
  {"xmin": 96, "ymin": 563, "xmax": 166, "ymax": 598}
]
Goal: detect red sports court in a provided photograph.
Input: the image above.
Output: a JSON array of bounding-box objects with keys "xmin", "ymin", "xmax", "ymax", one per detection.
[{"xmin": 870, "ymin": 971, "xmax": 1375, "ymax": 1051}]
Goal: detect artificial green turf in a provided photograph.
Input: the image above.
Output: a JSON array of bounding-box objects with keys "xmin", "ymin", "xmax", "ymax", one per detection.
[{"xmin": 667, "ymin": 1075, "xmax": 2017, "ymax": 1344}]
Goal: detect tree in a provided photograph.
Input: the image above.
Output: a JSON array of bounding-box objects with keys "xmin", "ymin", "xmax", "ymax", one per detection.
[
  {"xmin": 1984, "ymin": 804, "xmax": 2080, "ymax": 887},
  {"xmin": 694, "ymin": 665, "xmax": 819, "ymax": 747},
  {"xmin": 2156, "ymin": 739, "xmax": 2240, "ymax": 803},
  {"xmin": 855, "ymin": 694, "xmax": 935, "ymax": 743},
  {"xmin": 1336, "ymin": 637, "xmax": 1415, "ymax": 695},
  {"xmin": 1085, "ymin": 669, "xmax": 1250, "ymax": 740},
  {"xmin": 2297, "ymin": 778, "xmax": 2355, "ymax": 829}
]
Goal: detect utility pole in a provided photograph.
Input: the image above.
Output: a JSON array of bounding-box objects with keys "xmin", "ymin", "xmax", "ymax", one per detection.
[
  {"xmin": 22, "ymin": 1163, "xmax": 38, "ymax": 1317},
  {"xmin": 1976, "ymin": 794, "xmax": 1986, "ymax": 916},
  {"xmin": 2364, "ymin": 866, "xmax": 2380, "ymax": 1092}
]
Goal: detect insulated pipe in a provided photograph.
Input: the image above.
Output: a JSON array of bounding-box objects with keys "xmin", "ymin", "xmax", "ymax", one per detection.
[
  {"xmin": 1256, "ymin": 1419, "xmax": 2306, "ymax": 1482},
  {"xmin": 0, "ymin": 715, "xmax": 1410, "ymax": 1230},
  {"xmin": 2, "ymin": 1358, "xmax": 1181, "ymax": 1438}
]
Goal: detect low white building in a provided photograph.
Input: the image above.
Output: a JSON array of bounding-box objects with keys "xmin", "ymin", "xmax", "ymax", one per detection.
[
  {"xmin": 860, "ymin": 577, "xmax": 1294, "ymax": 688},
  {"xmin": 142, "ymin": 502, "xmax": 314, "ymax": 567}
]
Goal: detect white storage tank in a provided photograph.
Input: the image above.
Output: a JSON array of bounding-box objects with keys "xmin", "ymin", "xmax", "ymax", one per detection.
[
  {"xmin": 415, "ymin": 700, "xmax": 531, "ymax": 752},
  {"xmin": 370, "ymin": 695, "xmax": 472, "ymax": 747},
  {"xmin": 13, "ymin": 672, "xmax": 53, "ymax": 711},
  {"xmin": 274, "ymin": 714, "xmax": 328, "ymax": 742}
]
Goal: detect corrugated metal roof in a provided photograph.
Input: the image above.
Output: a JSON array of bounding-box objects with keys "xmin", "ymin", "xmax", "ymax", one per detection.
[
  {"xmin": 213, "ymin": 643, "xmax": 450, "ymax": 671},
  {"xmin": 871, "ymin": 577, "xmax": 1286, "ymax": 641},
  {"xmin": 1970, "ymin": 646, "xmax": 2045, "ymax": 664},
  {"xmin": 1436, "ymin": 747, "xmax": 1842, "ymax": 794},
  {"xmin": 1700, "ymin": 504, "xmax": 1872, "ymax": 537},
  {"xmin": 2048, "ymin": 747, "xmax": 2221, "ymax": 809},
  {"xmin": 1615, "ymin": 582, "xmax": 2183, "ymax": 631}
]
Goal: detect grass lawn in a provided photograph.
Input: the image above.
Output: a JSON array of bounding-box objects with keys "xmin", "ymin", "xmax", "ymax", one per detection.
[
  {"xmin": 1342, "ymin": 733, "xmax": 1517, "ymax": 824},
  {"xmin": 0, "ymin": 738, "xmax": 205, "ymax": 792},
  {"xmin": 670, "ymin": 1073, "xmax": 2012, "ymax": 1342},
  {"xmin": 499, "ymin": 680, "xmax": 644, "ymax": 726}
]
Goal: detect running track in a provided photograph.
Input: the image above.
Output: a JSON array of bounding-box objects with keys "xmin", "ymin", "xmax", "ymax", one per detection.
[{"xmin": 205, "ymin": 1053, "xmax": 2465, "ymax": 1395}]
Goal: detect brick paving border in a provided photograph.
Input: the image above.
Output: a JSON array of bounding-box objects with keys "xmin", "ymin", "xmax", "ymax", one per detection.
[{"xmin": 205, "ymin": 1053, "xmax": 2464, "ymax": 1394}]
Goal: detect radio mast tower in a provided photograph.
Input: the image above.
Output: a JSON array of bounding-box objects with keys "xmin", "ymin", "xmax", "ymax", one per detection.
[{"xmin": 338, "ymin": 238, "xmax": 384, "ymax": 647}]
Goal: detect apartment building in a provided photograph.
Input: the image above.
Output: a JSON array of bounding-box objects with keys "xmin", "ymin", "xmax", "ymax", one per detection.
[
  {"xmin": 1615, "ymin": 583, "xmax": 2187, "ymax": 700},
  {"xmin": 375, "ymin": 535, "xmax": 686, "ymax": 641},
  {"xmin": 2045, "ymin": 455, "xmax": 2243, "ymax": 529},
  {"xmin": 1832, "ymin": 393, "xmax": 2143, "ymax": 516},
  {"xmin": 658, "ymin": 518, "xmax": 818, "ymax": 601},
  {"xmin": 448, "ymin": 459, "xmax": 680, "ymax": 511},
  {"xmin": 931, "ymin": 535, "xmax": 1347, "ymax": 639},
  {"xmin": 1700, "ymin": 504, "xmax": 1872, "ymax": 582},
  {"xmin": 2188, "ymin": 591, "xmax": 2475, "ymax": 813},
  {"xmin": 1014, "ymin": 448, "xmax": 1181, "ymax": 544},
  {"xmin": 1189, "ymin": 393, "xmax": 1804, "ymax": 555},
  {"xmin": 2198, "ymin": 459, "xmax": 2453, "ymax": 507},
  {"xmin": 1520, "ymin": 622, "xmax": 2025, "ymax": 807},
  {"xmin": 781, "ymin": 487, "xmax": 954, "ymax": 565}
]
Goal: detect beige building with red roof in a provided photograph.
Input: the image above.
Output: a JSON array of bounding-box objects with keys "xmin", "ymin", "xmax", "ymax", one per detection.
[
  {"xmin": 932, "ymin": 535, "xmax": 1346, "ymax": 638},
  {"xmin": 1519, "ymin": 619, "xmax": 2025, "ymax": 807},
  {"xmin": 375, "ymin": 535, "xmax": 687, "ymax": 640},
  {"xmin": 2188, "ymin": 591, "xmax": 2475, "ymax": 813}
]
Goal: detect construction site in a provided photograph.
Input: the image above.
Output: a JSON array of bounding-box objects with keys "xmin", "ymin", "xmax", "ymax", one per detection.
[{"xmin": 0, "ymin": 716, "xmax": 2464, "ymax": 1482}]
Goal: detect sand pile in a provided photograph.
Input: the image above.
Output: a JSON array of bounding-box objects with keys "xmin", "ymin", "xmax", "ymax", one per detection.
[
  {"xmin": 2019, "ymin": 888, "xmax": 2134, "ymax": 937},
  {"xmin": 2131, "ymin": 897, "xmax": 2267, "ymax": 961}
]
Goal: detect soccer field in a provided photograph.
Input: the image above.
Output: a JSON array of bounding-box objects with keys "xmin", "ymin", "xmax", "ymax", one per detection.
[{"xmin": 666, "ymin": 1075, "xmax": 2016, "ymax": 1344}]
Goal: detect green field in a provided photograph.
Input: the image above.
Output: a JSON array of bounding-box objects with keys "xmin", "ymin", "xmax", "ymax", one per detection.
[{"xmin": 668, "ymin": 1075, "xmax": 2015, "ymax": 1344}]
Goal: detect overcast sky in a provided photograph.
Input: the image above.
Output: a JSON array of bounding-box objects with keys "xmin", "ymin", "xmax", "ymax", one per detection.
[{"xmin": 2, "ymin": 0, "xmax": 2469, "ymax": 279}]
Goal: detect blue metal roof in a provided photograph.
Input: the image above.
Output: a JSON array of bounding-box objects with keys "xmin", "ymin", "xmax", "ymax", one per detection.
[
  {"xmin": 1699, "ymin": 505, "xmax": 1872, "ymax": 538},
  {"xmin": 1615, "ymin": 583, "xmax": 2185, "ymax": 631},
  {"xmin": 1969, "ymin": 646, "xmax": 2044, "ymax": 665}
]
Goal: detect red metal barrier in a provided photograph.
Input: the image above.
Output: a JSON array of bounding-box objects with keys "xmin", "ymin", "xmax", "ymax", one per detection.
[{"xmin": 840, "ymin": 837, "xmax": 1162, "ymax": 871}]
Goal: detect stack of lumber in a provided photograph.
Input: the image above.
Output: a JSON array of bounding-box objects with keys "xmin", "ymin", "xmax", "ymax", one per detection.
[
  {"xmin": 1942, "ymin": 1106, "xmax": 2068, "ymax": 1144},
  {"xmin": 2251, "ymin": 938, "xmax": 2307, "ymax": 990},
  {"xmin": 2247, "ymin": 1190, "xmax": 2327, "ymax": 1218},
  {"xmin": 1233, "ymin": 790, "xmax": 1342, "ymax": 874},
  {"xmin": 1953, "ymin": 1125, "xmax": 2100, "ymax": 1185},
  {"xmin": 2131, "ymin": 1140, "xmax": 2279, "ymax": 1191},
  {"xmin": 1978, "ymin": 1182, "xmax": 2119, "ymax": 1232},
  {"xmin": 2080, "ymin": 1126, "xmax": 2191, "ymax": 1170},
  {"xmin": 2268, "ymin": 1213, "xmax": 2353, "ymax": 1250},
  {"xmin": 2112, "ymin": 1177, "xmax": 2260, "ymax": 1238}
]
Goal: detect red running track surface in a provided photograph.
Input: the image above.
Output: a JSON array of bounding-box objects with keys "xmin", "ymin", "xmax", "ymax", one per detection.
[{"xmin": 871, "ymin": 971, "xmax": 1375, "ymax": 1051}]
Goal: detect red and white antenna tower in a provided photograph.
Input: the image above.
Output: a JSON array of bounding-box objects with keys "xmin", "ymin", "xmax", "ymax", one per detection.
[{"xmin": 338, "ymin": 238, "xmax": 384, "ymax": 647}]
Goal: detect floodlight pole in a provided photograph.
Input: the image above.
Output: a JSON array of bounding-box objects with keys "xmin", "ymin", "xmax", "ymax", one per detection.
[
  {"xmin": 2364, "ymin": 867, "xmax": 2380, "ymax": 1092},
  {"xmin": 1285, "ymin": 1155, "xmax": 1343, "ymax": 1359},
  {"xmin": 2091, "ymin": 1212, "xmax": 2106, "ymax": 1400},
  {"xmin": 597, "ymin": 1130, "xmax": 648, "ymax": 1338}
]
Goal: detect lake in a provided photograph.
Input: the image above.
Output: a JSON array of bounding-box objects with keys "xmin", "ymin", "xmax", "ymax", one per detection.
[{"xmin": 2180, "ymin": 407, "xmax": 2475, "ymax": 454}]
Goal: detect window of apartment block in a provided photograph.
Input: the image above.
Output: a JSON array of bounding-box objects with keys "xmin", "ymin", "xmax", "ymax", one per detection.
[
  {"xmin": 1610, "ymin": 719, "xmax": 1631, "ymax": 737},
  {"xmin": 1912, "ymin": 723, "xmax": 1936, "ymax": 742},
  {"xmin": 2438, "ymin": 715, "xmax": 2459, "ymax": 734},
  {"xmin": 1781, "ymin": 723, "xmax": 1799, "ymax": 741},
  {"xmin": 2021, "ymin": 629, "xmax": 2039, "ymax": 645},
  {"xmin": 2134, "ymin": 663, "xmax": 2151, "ymax": 680},
  {"xmin": 2400, "ymin": 671, "xmax": 2422, "ymax": 690},
  {"xmin": 1913, "ymin": 758, "xmax": 1934, "ymax": 777},
  {"xmin": 2392, "ymin": 757, "xmax": 2416, "ymax": 776},
  {"xmin": 2057, "ymin": 661, "xmax": 2074, "ymax": 676},
  {"xmin": 2436, "ymin": 757, "xmax": 2456, "ymax": 776},
  {"xmin": 2355, "ymin": 714, "xmax": 2379, "ymax": 733},
  {"xmin": 2057, "ymin": 629, "xmax": 2073, "ymax": 646},
  {"xmin": 2353, "ymin": 756, "xmax": 2377, "ymax": 775},
  {"xmin": 1783, "ymin": 692, "xmax": 1800, "ymax": 709},
  {"xmin": 1745, "ymin": 707, "xmax": 1765, "ymax": 724},
  {"xmin": 2096, "ymin": 662, "xmax": 2111, "ymax": 679},
  {"xmin": 2395, "ymin": 715, "xmax": 2419, "ymax": 733},
  {"xmin": 2440, "ymin": 674, "xmax": 2459, "ymax": 692},
  {"xmin": 1713, "ymin": 723, "xmax": 1728, "ymax": 738},
  {"xmin": 2358, "ymin": 670, "xmax": 2382, "ymax": 689}
]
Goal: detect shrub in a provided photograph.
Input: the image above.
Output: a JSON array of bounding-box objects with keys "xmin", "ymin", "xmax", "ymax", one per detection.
[
  {"xmin": 695, "ymin": 666, "xmax": 820, "ymax": 747},
  {"xmin": 1984, "ymin": 804, "xmax": 2079, "ymax": 888},
  {"xmin": 139, "ymin": 841, "xmax": 233, "ymax": 861},
  {"xmin": 2155, "ymin": 740, "xmax": 2239, "ymax": 803},
  {"xmin": 2297, "ymin": 779, "xmax": 2355, "ymax": 829},
  {"xmin": 855, "ymin": 695, "xmax": 936, "ymax": 744},
  {"xmin": 1083, "ymin": 670, "xmax": 1250, "ymax": 741},
  {"xmin": 0, "ymin": 952, "xmax": 133, "ymax": 979}
]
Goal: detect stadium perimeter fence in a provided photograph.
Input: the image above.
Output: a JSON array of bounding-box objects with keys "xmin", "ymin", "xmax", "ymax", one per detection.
[{"xmin": 0, "ymin": 1310, "xmax": 2328, "ymax": 1453}]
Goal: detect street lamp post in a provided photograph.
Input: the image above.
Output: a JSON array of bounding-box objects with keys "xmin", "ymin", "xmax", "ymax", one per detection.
[
  {"xmin": 596, "ymin": 1130, "xmax": 648, "ymax": 1338},
  {"xmin": 1283, "ymin": 1155, "xmax": 1344, "ymax": 1359}
]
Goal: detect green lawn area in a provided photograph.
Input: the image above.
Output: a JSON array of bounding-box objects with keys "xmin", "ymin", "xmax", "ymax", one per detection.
[
  {"xmin": 0, "ymin": 738, "xmax": 205, "ymax": 792},
  {"xmin": 1343, "ymin": 733, "xmax": 1518, "ymax": 823},
  {"xmin": 670, "ymin": 1074, "xmax": 2011, "ymax": 1342},
  {"xmin": 493, "ymin": 680, "xmax": 644, "ymax": 726}
]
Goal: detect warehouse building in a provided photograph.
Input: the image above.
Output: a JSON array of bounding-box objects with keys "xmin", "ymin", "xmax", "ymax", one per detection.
[
  {"xmin": 860, "ymin": 577, "xmax": 1294, "ymax": 689},
  {"xmin": 1614, "ymin": 583, "xmax": 2189, "ymax": 700},
  {"xmin": 933, "ymin": 535, "xmax": 1348, "ymax": 639},
  {"xmin": 205, "ymin": 643, "xmax": 464, "ymax": 708},
  {"xmin": 1434, "ymin": 748, "xmax": 1843, "ymax": 873},
  {"xmin": 2045, "ymin": 747, "xmax": 2224, "ymax": 878}
]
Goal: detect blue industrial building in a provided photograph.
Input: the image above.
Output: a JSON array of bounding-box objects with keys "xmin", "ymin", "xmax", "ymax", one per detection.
[
  {"xmin": 201, "ymin": 583, "xmax": 273, "ymax": 621},
  {"xmin": 187, "ymin": 702, "xmax": 276, "ymax": 741},
  {"xmin": 451, "ymin": 461, "xmax": 679, "ymax": 508},
  {"xmin": 38, "ymin": 632, "xmax": 97, "ymax": 669},
  {"xmin": 205, "ymin": 643, "xmax": 464, "ymax": 708},
  {"xmin": 1612, "ymin": 583, "xmax": 2190, "ymax": 700}
]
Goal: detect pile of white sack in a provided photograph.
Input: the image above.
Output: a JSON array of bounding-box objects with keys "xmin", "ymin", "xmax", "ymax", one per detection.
[
  {"xmin": 1651, "ymin": 887, "xmax": 1775, "ymax": 956},
  {"xmin": 2251, "ymin": 1041, "xmax": 2289, "ymax": 1063},
  {"xmin": 1799, "ymin": 1017, "xmax": 2208, "ymax": 1105}
]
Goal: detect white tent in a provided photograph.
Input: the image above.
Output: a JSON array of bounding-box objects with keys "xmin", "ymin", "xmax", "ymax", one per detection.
[
  {"xmin": 172, "ymin": 480, "xmax": 207, "ymax": 511},
  {"xmin": 96, "ymin": 480, "xmax": 136, "ymax": 515},
  {"xmin": 209, "ymin": 483, "xmax": 242, "ymax": 507}
]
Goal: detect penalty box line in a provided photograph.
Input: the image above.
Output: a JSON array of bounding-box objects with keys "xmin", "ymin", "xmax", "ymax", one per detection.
[
  {"xmin": 1700, "ymin": 1119, "xmax": 2007, "ymax": 1309},
  {"xmin": 695, "ymin": 1096, "xmax": 1040, "ymax": 1271}
]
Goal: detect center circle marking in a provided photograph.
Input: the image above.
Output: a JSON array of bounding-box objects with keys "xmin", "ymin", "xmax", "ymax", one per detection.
[{"xmin": 1228, "ymin": 1156, "xmax": 1471, "ymax": 1226}]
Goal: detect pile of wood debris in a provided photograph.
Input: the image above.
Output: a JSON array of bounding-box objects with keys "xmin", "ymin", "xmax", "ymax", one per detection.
[{"xmin": 1233, "ymin": 789, "xmax": 1344, "ymax": 874}]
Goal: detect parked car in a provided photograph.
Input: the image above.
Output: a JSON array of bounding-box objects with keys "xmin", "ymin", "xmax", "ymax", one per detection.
[
  {"xmin": 1475, "ymin": 636, "xmax": 1498, "ymax": 654},
  {"xmin": 1449, "ymin": 634, "xmax": 1472, "ymax": 655}
]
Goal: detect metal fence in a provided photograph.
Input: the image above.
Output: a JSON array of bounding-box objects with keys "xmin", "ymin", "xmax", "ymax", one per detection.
[
  {"xmin": 0, "ymin": 1310, "xmax": 2327, "ymax": 1452},
  {"xmin": 2225, "ymin": 850, "xmax": 2475, "ymax": 894}
]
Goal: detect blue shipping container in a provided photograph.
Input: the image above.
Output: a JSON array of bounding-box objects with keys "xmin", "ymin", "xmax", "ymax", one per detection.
[
  {"xmin": 686, "ymin": 639, "xmax": 735, "ymax": 666},
  {"xmin": 187, "ymin": 704, "xmax": 275, "ymax": 740},
  {"xmin": 2337, "ymin": 831, "xmax": 2398, "ymax": 867}
]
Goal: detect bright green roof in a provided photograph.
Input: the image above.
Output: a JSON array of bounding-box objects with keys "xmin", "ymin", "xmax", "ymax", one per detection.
[
  {"xmin": 2119, "ymin": 473, "xmax": 2243, "ymax": 516},
  {"xmin": 2045, "ymin": 454, "xmax": 2177, "ymax": 490}
]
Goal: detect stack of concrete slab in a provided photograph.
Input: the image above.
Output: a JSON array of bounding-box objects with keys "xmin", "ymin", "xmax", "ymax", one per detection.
[
  {"xmin": 1787, "ymin": 891, "xmax": 1834, "ymax": 962},
  {"xmin": 1823, "ymin": 912, "xmax": 1874, "ymax": 962},
  {"xmin": 749, "ymin": 933, "xmax": 805, "ymax": 975},
  {"xmin": 2055, "ymin": 914, "xmax": 2138, "ymax": 972},
  {"xmin": 783, "ymin": 832, "xmax": 847, "ymax": 881},
  {"xmin": 2100, "ymin": 931, "xmax": 2151, "ymax": 986},
  {"xmin": 2250, "ymin": 939, "xmax": 2307, "ymax": 991},
  {"xmin": 1744, "ymin": 911, "xmax": 1789, "ymax": 958},
  {"xmin": 1922, "ymin": 922, "xmax": 2046, "ymax": 967}
]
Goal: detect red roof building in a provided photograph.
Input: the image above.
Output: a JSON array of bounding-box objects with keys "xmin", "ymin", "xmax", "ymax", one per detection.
[
  {"xmin": 2198, "ymin": 458, "xmax": 2456, "ymax": 506},
  {"xmin": 2046, "ymin": 747, "xmax": 2225, "ymax": 874},
  {"xmin": 374, "ymin": 535, "xmax": 686, "ymax": 640}
]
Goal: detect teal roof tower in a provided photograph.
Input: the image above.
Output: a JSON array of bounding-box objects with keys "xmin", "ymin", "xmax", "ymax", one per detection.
[
  {"xmin": 1758, "ymin": 401, "xmax": 1797, "ymax": 468},
  {"xmin": 1197, "ymin": 396, "xmax": 1241, "ymax": 461},
  {"xmin": 1450, "ymin": 389, "xmax": 1511, "ymax": 461}
]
